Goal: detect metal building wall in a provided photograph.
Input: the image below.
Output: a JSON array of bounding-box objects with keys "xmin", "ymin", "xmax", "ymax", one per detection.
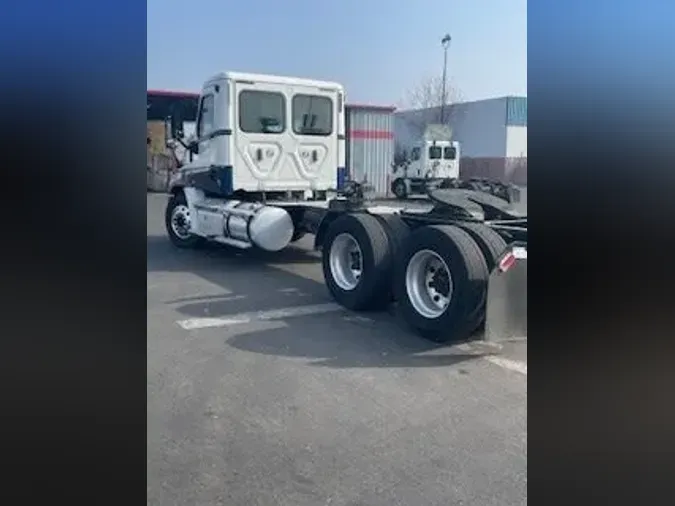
[
  {"xmin": 505, "ymin": 97, "xmax": 527, "ymax": 185},
  {"xmin": 345, "ymin": 105, "xmax": 395, "ymax": 197},
  {"xmin": 394, "ymin": 98, "xmax": 508, "ymax": 158},
  {"xmin": 394, "ymin": 96, "xmax": 527, "ymax": 185},
  {"xmin": 505, "ymin": 96, "xmax": 527, "ymax": 127},
  {"xmin": 506, "ymin": 126, "xmax": 527, "ymax": 158}
]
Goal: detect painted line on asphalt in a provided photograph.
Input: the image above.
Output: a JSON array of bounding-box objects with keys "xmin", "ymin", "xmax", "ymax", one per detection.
[
  {"xmin": 483, "ymin": 355, "xmax": 528, "ymax": 376},
  {"xmin": 177, "ymin": 302, "xmax": 344, "ymax": 330},
  {"xmin": 456, "ymin": 342, "xmax": 527, "ymax": 375}
]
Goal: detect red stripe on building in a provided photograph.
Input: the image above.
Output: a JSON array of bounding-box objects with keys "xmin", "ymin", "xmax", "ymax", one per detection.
[{"xmin": 348, "ymin": 130, "xmax": 394, "ymax": 140}]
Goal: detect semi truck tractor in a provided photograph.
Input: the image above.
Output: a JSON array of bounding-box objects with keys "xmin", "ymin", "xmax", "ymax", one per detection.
[
  {"xmin": 390, "ymin": 124, "xmax": 461, "ymax": 199},
  {"xmin": 163, "ymin": 71, "xmax": 527, "ymax": 343},
  {"xmin": 391, "ymin": 124, "xmax": 519, "ymax": 202}
]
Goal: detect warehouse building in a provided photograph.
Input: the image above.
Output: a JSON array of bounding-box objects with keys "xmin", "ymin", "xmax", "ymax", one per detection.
[
  {"xmin": 147, "ymin": 90, "xmax": 396, "ymax": 196},
  {"xmin": 394, "ymin": 96, "xmax": 527, "ymax": 185}
]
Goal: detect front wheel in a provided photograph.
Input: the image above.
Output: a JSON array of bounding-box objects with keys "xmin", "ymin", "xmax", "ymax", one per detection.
[{"xmin": 165, "ymin": 192, "xmax": 204, "ymax": 249}]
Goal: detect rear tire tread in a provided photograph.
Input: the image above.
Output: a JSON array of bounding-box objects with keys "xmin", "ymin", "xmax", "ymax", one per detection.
[{"xmin": 455, "ymin": 222, "xmax": 508, "ymax": 331}]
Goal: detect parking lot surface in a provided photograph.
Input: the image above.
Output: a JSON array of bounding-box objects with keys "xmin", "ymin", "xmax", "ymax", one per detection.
[{"xmin": 147, "ymin": 193, "xmax": 527, "ymax": 506}]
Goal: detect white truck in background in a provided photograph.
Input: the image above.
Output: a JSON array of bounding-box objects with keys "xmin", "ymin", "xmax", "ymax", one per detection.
[
  {"xmin": 390, "ymin": 124, "xmax": 461, "ymax": 199},
  {"xmin": 164, "ymin": 71, "xmax": 527, "ymax": 344}
]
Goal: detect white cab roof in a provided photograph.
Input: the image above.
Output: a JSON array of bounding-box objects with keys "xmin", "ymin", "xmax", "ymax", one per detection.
[{"xmin": 204, "ymin": 71, "xmax": 343, "ymax": 91}]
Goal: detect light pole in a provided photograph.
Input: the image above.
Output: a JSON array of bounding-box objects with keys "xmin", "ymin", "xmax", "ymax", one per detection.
[{"xmin": 440, "ymin": 33, "xmax": 451, "ymax": 124}]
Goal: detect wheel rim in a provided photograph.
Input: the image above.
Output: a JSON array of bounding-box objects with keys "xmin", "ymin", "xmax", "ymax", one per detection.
[
  {"xmin": 171, "ymin": 205, "xmax": 192, "ymax": 239},
  {"xmin": 405, "ymin": 249, "xmax": 453, "ymax": 319},
  {"xmin": 329, "ymin": 233, "xmax": 363, "ymax": 291}
]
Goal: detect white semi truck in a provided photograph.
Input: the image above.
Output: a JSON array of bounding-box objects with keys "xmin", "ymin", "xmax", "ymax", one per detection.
[
  {"xmin": 390, "ymin": 124, "xmax": 461, "ymax": 199},
  {"xmin": 164, "ymin": 71, "xmax": 527, "ymax": 343},
  {"xmin": 390, "ymin": 123, "xmax": 520, "ymax": 202}
]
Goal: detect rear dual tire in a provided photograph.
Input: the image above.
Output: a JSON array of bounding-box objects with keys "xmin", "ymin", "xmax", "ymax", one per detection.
[
  {"xmin": 321, "ymin": 213, "xmax": 409, "ymax": 311},
  {"xmin": 322, "ymin": 214, "xmax": 503, "ymax": 344},
  {"xmin": 394, "ymin": 225, "xmax": 490, "ymax": 343}
]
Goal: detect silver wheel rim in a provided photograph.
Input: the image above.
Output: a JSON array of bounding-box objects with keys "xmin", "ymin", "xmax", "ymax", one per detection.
[
  {"xmin": 405, "ymin": 249, "xmax": 453, "ymax": 319},
  {"xmin": 329, "ymin": 233, "xmax": 363, "ymax": 291},
  {"xmin": 171, "ymin": 205, "xmax": 192, "ymax": 240}
]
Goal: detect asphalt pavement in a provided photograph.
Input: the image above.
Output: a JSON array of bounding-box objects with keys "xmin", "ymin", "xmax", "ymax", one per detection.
[{"xmin": 147, "ymin": 193, "xmax": 527, "ymax": 506}]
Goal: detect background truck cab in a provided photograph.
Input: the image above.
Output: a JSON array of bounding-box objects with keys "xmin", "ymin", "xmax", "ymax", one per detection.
[{"xmin": 390, "ymin": 124, "xmax": 461, "ymax": 199}]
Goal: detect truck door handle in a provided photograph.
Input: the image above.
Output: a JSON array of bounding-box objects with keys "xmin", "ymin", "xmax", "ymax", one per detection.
[
  {"xmin": 256, "ymin": 148, "xmax": 262, "ymax": 161},
  {"xmin": 311, "ymin": 150, "xmax": 318, "ymax": 163}
]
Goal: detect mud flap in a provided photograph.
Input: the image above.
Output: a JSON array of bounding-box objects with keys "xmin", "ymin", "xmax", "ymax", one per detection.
[{"xmin": 484, "ymin": 244, "xmax": 527, "ymax": 342}]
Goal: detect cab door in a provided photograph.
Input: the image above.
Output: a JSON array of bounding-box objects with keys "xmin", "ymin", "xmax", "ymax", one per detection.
[
  {"xmin": 181, "ymin": 84, "xmax": 222, "ymax": 194},
  {"xmin": 194, "ymin": 85, "xmax": 218, "ymax": 167},
  {"xmin": 288, "ymin": 86, "xmax": 339, "ymax": 191},
  {"xmin": 233, "ymin": 81, "xmax": 293, "ymax": 191}
]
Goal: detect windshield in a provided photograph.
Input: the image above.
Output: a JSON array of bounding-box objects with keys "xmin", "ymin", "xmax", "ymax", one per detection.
[
  {"xmin": 444, "ymin": 146, "xmax": 457, "ymax": 160},
  {"xmin": 292, "ymin": 94, "xmax": 333, "ymax": 136},
  {"xmin": 429, "ymin": 146, "xmax": 442, "ymax": 160}
]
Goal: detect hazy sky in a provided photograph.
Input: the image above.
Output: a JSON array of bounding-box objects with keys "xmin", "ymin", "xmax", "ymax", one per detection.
[{"xmin": 147, "ymin": 0, "xmax": 526, "ymax": 105}]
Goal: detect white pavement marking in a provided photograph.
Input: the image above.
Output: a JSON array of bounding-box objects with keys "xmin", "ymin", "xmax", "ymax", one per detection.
[
  {"xmin": 177, "ymin": 303, "xmax": 344, "ymax": 330},
  {"xmin": 483, "ymin": 356, "xmax": 528, "ymax": 376},
  {"xmin": 456, "ymin": 342, "xmax": 527, "ymax": 376}
]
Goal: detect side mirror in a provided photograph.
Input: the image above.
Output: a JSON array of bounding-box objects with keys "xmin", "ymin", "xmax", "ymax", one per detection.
[
  {"xmin": 185, "ymin": 134, "xmax": 199, "ymax": 155},
  {"xmin": 165, "ymin": 114, "xmax": 184, "ymax": 145}
]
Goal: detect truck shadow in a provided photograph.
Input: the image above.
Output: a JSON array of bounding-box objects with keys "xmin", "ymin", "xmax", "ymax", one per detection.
[
  {"xmin": 148, "ymin": 233, "xmax": 483, "ymax": 370},
  {"xmin": 225, "ymin": 322, "xmax": 480, "ymax": 370},
  {"xmin": 147, "ymin": 234, "xmax": 320, "ymax": 272}
]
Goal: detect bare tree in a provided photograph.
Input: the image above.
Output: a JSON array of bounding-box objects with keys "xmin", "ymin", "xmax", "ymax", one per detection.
[{"xmin": 398, "ymin": 76, "xmax": 465, "ymax": 139}]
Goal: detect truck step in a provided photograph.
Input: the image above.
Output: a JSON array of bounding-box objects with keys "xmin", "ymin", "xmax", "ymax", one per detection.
[{"xmin": 212, "ymin": 236, "xmax": 252, "ymax": 249}]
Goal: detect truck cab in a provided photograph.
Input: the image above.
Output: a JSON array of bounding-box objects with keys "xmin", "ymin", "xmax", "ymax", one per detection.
[
  {"xmin": 169, "ymin": 71, "xmax": 346, "ymax": 201},
  {"xmin": 402, "ymin": 139, "xmax": 460, "ymax": 180},
  {"xmin": 390, "ymin": 124, "xmax": 461, "ymax": 199}
]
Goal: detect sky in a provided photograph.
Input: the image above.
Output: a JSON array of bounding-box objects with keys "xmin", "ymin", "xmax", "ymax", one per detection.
[{"xmin": 147, "ymin": 0, "xmax": 526, "ymax": 106}]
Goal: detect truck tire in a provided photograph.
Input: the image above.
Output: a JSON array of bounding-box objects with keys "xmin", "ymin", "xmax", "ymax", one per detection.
[
  {"xmin": 455, "ymin": 222, "xmax": 507, "ymax": 272},
  {"xmin": 392, "ymin": 178, "xmax": 407, "ymax": 199},
  {"xmin": 374, "ymin": 213, "xmax": 410, "ymax": 260},
  {"xmin": 394, "ymin": 225, "xmax": 489, "ymax": 343},
  {"xmin": 455, "ymin": 222, "xmax": 508, "ymax": 331},
  {"xmin": 322, "ymin": 213, "xmax": 392, "ymax": 311},
  {"xmin": 165, "ymin": 192, "xmax": 204, "ymax": 249},
  {"xmin": 374, "ymin": 214, "xmax": 411, "ymax": 302}
]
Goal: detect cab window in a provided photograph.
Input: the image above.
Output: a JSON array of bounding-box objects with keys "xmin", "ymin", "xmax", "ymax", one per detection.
[
  {"xmin": 444, "ymin": 146, "xmax": 457, "ymax": 160},
  {"xmin": 411, "ymin": 147, "xmax": 421, "ymax": 161},
  {"xmin": 196, "ymin": 94, "xmax": 215, "ymax": 138},
  {"xmin": 239, "ymin": 90, "xmax": 286, "ymax": 134},
  {"xmin": 429, "ymin": 146, "xmax": 442, "ymax": 160},
  {"xmin": 292, "ymin": 94, "xmax": 333, "ymax": 136}
]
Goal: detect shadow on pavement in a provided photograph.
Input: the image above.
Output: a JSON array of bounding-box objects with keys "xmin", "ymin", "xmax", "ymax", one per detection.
[
  {"xmin": 147, "ymin": 234, "xmax": 320, "ymax": 273},
  {"xmin": 226, "ymin": 322, "xmax": 480, "ymax": 369},
  {"xmin": 148, "ymin": 233, "xmax": 483, "ymax": 370}
]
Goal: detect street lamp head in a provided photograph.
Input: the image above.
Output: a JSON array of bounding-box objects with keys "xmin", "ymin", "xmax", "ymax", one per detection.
[{"xmin": 441, "ymin": 34, "xmax": 451, "ymax": 48}]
